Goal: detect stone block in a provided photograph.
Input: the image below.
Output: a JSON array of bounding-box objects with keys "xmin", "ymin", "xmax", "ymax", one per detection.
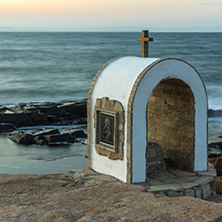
[
  {"xmin": 148, "ymin": 184, "xmax": 183, "ymax": 192},
  {"xmin": 185, "ymin": 189, "xmax": 195, "ymax": 197},
  {"xmin": 198, "ymin": 169, "xmax": 217, "ymax": 177},
  {"xmin": 193, "ymin": 188, "xmax": 202, "ymax": 199},
  {"xmin": 202, "ymin": 184, "xmax": 211, "ymax": 199}
]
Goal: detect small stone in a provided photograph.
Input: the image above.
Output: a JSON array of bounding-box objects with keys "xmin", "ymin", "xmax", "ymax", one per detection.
[{"xmin": 202, "ymin": 184, "xmax": 211, "ymax": 199}]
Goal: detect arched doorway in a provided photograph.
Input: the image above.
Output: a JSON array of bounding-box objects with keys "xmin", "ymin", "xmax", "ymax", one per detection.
[{"xmin": 146, "ymin": 78, "xmax": 195, "ymax": 178}]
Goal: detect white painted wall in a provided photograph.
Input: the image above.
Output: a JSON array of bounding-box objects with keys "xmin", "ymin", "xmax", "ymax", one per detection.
[
  {"xmin": 90, "ymin": 56, "xmax": 208, "ymax": 183},
  {"xmin": 132, "ymin": 59, "xmax": 208, "ymax": 183},
  {"xmin": 90, "ymin": 57, "xmax": 158, "ymax": 182}
]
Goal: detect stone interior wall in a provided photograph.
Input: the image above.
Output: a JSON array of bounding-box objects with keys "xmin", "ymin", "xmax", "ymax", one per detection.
[{"xmin": 147, "ymin": 78, "xmax": 195, "ymax": 171}]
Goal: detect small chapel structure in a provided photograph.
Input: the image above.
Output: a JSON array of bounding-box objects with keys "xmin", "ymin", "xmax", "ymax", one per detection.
[{"xmin": 87, "ymin": 31, "xmax": 208, "ymax": 184}]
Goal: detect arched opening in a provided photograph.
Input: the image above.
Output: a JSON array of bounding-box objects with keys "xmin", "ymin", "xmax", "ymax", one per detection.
[{"xmin": 146, "ymin": 78, "xmax": 195, "ymax": 177}]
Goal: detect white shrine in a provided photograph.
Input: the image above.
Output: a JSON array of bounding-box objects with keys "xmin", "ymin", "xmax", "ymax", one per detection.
[{"xmin": 87, "ymin": 31, "xmax": 208, "ymax": 184}]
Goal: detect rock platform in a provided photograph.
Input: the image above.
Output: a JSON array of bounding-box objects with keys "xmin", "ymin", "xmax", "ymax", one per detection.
[
  {"xmin": 1, "ymin": 170, "xmax": 222, "ymax": 221},
  {"xmin": 0, "ymin": 99, "xmax": 88, "ymax": 146}
]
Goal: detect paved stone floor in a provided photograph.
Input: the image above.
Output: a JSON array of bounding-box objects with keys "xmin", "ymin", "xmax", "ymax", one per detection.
[
  {"xmin": 143, "ymin": 165, "xmax": 217, "ymax": 198},
  {"xmin": 68, "ymin": 165, "xmax": 217, "ymax": 199}
]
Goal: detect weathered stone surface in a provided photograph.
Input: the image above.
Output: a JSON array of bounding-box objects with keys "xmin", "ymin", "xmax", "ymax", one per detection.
[
  {"xmin": 0, "ymin": 172, "xmax": 222, "ymax": 222},
  {"xmin": 6, "ymin": 130, "xmax": 34, "ymax": 144}
]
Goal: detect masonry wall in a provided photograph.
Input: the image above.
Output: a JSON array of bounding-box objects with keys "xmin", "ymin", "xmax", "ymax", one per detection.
[{"xmin": 147, "ymin": 78, "xmax": 195, "ymax": 172}]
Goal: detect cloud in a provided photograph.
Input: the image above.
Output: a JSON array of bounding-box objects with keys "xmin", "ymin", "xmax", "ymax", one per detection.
[{"xmin": 197, "ymin": 2, "xmax": 222, "ymax": 5}]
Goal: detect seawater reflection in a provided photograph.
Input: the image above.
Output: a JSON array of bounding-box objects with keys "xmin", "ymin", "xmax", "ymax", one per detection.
[{"xmin": 0, "ymin": 135, "xmax": 87, "ymax": 174}]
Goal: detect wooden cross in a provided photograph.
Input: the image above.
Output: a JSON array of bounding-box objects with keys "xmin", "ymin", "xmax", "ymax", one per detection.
[{"xmin": 137, "ymin": 30, "xmax": 153, "ymax": 58}]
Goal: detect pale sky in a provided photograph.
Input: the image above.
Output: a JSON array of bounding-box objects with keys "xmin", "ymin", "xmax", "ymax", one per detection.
[{"xmin": 0, "ymin": 0, "xmax": 222, "ymax": 31}]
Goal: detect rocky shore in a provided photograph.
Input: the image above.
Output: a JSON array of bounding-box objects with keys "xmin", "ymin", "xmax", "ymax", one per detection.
[
  {"xmin": 0, "ymin": 170, "xmax": 222, "ymax": 222},
  {"xmin": 0, "ymin": 99, "xmax": 87, "ymax": 146}
]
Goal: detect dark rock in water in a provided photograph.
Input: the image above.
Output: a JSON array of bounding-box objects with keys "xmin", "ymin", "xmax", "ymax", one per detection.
[
  {"xmin": 0, "ymin": 112, "xmax": 34, "ymax": 127},
  {"xmin": 208, "ymin": 142, "xmax": 222, "ymax": 150},
  {"xmin": 38, "ymin": 105, "xmax": 63, "ymax": 116},
  {"xmin": 34, "ymin": 136, "xmax": 47, "ymax": 146},
  {"xmin": 208, "ymin": 109, "xmax": 222, "ymax": 118},
  {"xmin": 0, "ymin": 123, "xmax": 16, "ymax": 133},
  {"xmin": 27, "ymin": 111, "xmax": 49, "ymax": 125},
  {"xmin": 33, "ymin": 129, "xmax": 60, "ymax": 137},
  {"xmin": 0, "ymin": 99, "xmax": 87, "ymax": 129},
  {"xmin": 44, "ymin": 133, "xmax": 74, "ymax": 145},
  {"xmin": 6, "ymin": 130, "xmax": 34, "ymax": 144},
  {"xmin": 70, "ymin": 130, "xmax": 87, "ymax": 140},
  {"xmin": 72, "ymin": 117, "xmax": 87, "ymax": 125}
]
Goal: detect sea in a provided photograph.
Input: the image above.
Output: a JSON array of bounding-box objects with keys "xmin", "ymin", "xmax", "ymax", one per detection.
[{"xmin": 0, "ymin": 32, "xmax": 222, "ymax": 174}]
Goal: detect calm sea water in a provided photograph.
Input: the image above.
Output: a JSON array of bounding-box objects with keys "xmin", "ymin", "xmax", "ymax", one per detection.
[
  {"xmin": 0, "ymin": 32, "xmax": 222, "ymax": 174},
  {"xmin": 0, "ymin": 32, "xmax": 222, "ymax": 109}
]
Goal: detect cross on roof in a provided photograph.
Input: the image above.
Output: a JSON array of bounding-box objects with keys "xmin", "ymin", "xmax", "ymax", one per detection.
[{"xmin": 137, "ymin": 30, "xmax": 153, "ymax": 58}]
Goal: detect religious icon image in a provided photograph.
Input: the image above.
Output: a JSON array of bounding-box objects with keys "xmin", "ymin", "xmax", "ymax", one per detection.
[{"xmin": 100, "ymin": 113, "xmax": 114, "ymax": 146}]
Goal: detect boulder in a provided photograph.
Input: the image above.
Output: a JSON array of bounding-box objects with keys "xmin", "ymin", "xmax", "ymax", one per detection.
[{"xmin": 6, "ymin": 130, "xmax": 34, "ymax": 144}]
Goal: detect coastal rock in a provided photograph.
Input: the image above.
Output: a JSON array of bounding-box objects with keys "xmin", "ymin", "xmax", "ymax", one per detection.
[
  {"xmin": 0, "ymin": 99, "xmax": 87, "ymax": 130},
  {"xmin": 44, "ymin": 133, "xmax": 74, "ymax": 144},
  {"xmin": 5, "ymin": 128, "xmax": 87, "ymax": 146},
  {"xmin": 208, "ymin": 109, "xmax": 222, "ymax": 117},
  {"xmin": 6, "ymin": 130, "xmax": 34, "ymax": 144},
  {"xmin": 70, "ymin": 130, "xmax": 87, "ymax": 140},
  {"xmin": 0, "ymin": 123, "xmax": 16, "ymax": 133},
  {"xmin": 0, "ymin": 173, "xmax": 222, "ymax": 222},
  {"xmin": 0, "ymin": 112, "xmax": 33, "ymax": 127},
  {"xmin": 27, "ymin": 110, "xmax": 49, "ymax": 125}
]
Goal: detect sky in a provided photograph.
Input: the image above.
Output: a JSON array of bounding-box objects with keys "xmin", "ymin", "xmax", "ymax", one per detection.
[{"xmin": 0, "ymin": 0, "xmax": 222, "ymax": 32}]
